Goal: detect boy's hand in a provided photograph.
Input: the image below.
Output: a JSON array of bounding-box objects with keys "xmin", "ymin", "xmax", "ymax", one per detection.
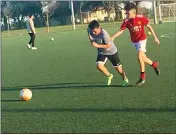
[
  {"xmin": 111, "ymin": 30, "xmax": 124, "ymax": 41},
  {"xmin": 110, "ymin": 36, "xmax": 115, "ymax": 41},
  {"xmin": 155, "ymin": 37, "xmax": 160, "ymax": 45},
  {"xmin": 146, "ymin": 25, "xmax": 160, "ymax": 45},
  {"xmin": 92, "ymin": 42, "xmax": 98, "ymax": 47}
]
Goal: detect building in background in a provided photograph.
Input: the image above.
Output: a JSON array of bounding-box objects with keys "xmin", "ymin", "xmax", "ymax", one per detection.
[{"xmin": 76, "ymin": 7, "xmax": 126, "ymax": 24}]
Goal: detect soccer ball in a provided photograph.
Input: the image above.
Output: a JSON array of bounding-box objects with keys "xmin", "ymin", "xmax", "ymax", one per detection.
[
  {"xmin": 159, "ymin": 21, "xmax": 162, "ymax": 24},
  {"xmin": 51, "ymin": 37, "xmax": 54, "ymax": 41},
  {"xmin": 148, "ymin": 32, "xmax": 151, "ymax": 36},
  {"xmin": 20, "ymin": 88, "xmax": 32, "ymax": 101}
]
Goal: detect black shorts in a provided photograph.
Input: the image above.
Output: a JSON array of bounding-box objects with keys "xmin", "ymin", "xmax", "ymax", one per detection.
[{"xmin": 96, "ymin": 52, "xmax": 121, "ymax": 67}]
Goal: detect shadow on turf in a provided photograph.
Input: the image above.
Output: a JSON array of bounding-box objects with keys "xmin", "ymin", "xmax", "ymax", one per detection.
[
  {"xmin": 2, "ymin": 107, "xmax": 176, "ymax": 113},
  {"xmin": 1, "ymin": 83, "xmax": 133, "ymax": 91},
  {"xmin": 1, "ymin": 99, "xmax": 22, "ymax": 102}
]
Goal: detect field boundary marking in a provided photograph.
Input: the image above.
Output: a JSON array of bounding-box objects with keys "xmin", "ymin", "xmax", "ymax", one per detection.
[
  {"xmin": 160, "ymin": 33, "xmax": 176, "ymax": 38},
  {"xmin": 2, "ymin": 29, "xmax": 87, "ymax": 39}
]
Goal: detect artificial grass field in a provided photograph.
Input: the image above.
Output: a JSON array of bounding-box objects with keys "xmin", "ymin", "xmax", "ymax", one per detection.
[{"xmin": 1, "ymin": 22, "xmax": 176, "ymax": 133}]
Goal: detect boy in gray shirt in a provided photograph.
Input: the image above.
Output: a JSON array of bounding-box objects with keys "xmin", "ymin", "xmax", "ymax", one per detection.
[
  {"xmin": 87, "ymin": 20, "xmax": 129, "ymax": 86},
  {"xmin": 26, "ymin": 14, "xmax": 37, "ymax": 50}
]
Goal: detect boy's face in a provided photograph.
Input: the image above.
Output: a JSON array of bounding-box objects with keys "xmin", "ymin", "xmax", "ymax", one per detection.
[
  {"xmin": 30, "ymin": 15, "xmax": 34, "ymax": 20},
  {"xmin": 125, "ymin": 9, "xmax": 136, "ymax": 19},
  {"xmin": 92, "ymin": 27, "xmax": 101, "ymax": 35}
]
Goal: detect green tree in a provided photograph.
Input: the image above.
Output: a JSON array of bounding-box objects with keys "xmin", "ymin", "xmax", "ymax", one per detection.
[
  {"xmin": 1, "ymin": 1, "xmax": 13, "ymax": 36},
  {"xmin": 103, "ymin": 1, "xmax": 124, "ymax": 21},
  {"xmin": 103, "ymin": 1, "xmax": 114, "ymax": 21},
  {"xmin": 135, "ymin": 1, "xmax": 141, "ymax": 14},
  {"xmin": 53, "ymin": 1, "xmax": 71, "ymax": 25},
  {"xmin": 11, "ymin": 1, "xmax": 25, "ymax": 29},
  {"xmin": 39, "ymin": 1, "xmax": 59, "ymax": 32},
  {"xmin": 77, "ymin": 1, "xmax": 88, "ymax": 25}
]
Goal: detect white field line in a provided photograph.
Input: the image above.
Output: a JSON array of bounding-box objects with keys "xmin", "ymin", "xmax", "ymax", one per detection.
[
  {"xmin": 160, "ymin": 33, "xmax": 176, "ymax": 38},
  {"xmin": 2, "ymin": 29, "xmax": 87, "ymax": 40}
]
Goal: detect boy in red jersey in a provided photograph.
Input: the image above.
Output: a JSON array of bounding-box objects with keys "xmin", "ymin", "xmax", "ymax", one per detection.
[{"xmin": 111, "ymin": 3, "xmax": 160, "ymax": 86}]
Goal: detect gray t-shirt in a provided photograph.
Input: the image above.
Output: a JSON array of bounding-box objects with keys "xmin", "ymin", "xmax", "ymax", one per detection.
[
  {"xmin": 87, "ymin": 28, "xmax": 117, "ymax": 55},
  {"xmin": 26, "ymin": 18, "xmax": 34, "ymax": 33}
]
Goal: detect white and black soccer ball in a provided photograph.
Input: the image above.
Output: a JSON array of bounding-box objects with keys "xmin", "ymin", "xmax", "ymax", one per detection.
[
  {"xmin": 51, "ymin": 37, "xmax": 54, "ymax": 41},
  {"xmin": 20, "ymin": 88, "xmax": 32, "ymax": 101}
]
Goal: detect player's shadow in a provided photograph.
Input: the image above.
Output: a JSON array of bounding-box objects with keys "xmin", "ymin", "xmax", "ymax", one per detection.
[
  {"xmin": 1, "ymin": 107, "xmax": 176, "ymax": 113},
  {"xmin": 1, "ymin": 83, "xmax": 133, "ymax": 91},
  {"xmin": 1, "ymin": 99, "xmax": 22, "ymax": 102}
]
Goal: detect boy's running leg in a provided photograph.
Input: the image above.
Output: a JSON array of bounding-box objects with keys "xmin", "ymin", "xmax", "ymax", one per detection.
[
  {"xmin": 97, "ymin": 64, "xmax": 111, "ymax": 77},
  {"xmin": 136, "ymin": 50, "xmax": 146, "ymax": 86},
  {"xmin": 27, "ymin": 33, "xmax": 32, "ymax": 49},
  {"xmin": 115, "ymin": 66, "xmax": 129, "ymax": 86},
  {"xmin": 151, "ymin": 61, "xmax": 160, "ymax": 75},
  {"xmin": 31, "ymin": 33, "xmax": 35, "ymax": 47},
  {"xmin": 96, "ymin": 55, "xmax": 113, "ymax": 85},
  {"xmin": 143, "ymin": 55, "xmax": 160, "ymax": 75},
  {"xmin": 134, "ymin": 40, "xmax": 160, "ymax": 86},
  {"xmin": 107, "ymin": 53, "xmax": 129, "ymax": 86},
  {"xmin": 31, "ymin": 33, "xmax": 37, "ymax": 50}
]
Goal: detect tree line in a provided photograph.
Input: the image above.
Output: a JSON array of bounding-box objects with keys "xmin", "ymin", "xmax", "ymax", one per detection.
[{"xmin": 1, "ymin": 1, "xmax": 171, "ymax": 31}]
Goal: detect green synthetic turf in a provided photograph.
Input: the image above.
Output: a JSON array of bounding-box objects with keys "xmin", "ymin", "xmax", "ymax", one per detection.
[{"xmin": 1, "ymin": 22, "xmax": 176, "ymax": 133}]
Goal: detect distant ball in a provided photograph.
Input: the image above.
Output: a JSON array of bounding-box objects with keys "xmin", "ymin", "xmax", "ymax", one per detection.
[
  {"xmin": 159, "ymin": 21, "xmax": 162, "ymax": 24},
  {"xmin": 20, "ymin": 34, "xmax": 22, "ymax": 36},
  {"xmin": 20, "ymin": 88, "xmax": 32, "ymax": 101},
  {"xmin": 148, "ymin": 32, "xmax": 151, "ymax": 36},
  {"xmin": 51, "ymin": 38, "xmax": 54, "ymax": 41}
]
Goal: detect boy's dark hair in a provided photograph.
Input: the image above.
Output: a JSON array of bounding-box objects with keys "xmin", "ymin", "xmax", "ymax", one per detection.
[
  {"xmin": 88, "ymin": 20, "xmax": 100, "ymax": 30},
  {"xmin": 28, "ymin": 14, "xmax": 33, "ymax": 18},
  {"xmin": 124, "ymin": 3, "xmax": 137, "ymax": 11}
]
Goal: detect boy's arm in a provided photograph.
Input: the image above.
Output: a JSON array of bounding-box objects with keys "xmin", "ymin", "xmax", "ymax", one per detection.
[
  {"xmin": 146, "ymin": 24, "xmax": 160, "ymax": 45},
  {"xmin": 92, "ymin": 42, "xmax": 111, "ymax": 49},
  {"xmin": 143, "ymin": 16, "xmax": 160, "ymax": 45},
  {"xmin": 88, "ymin": 30, "xmax": 111, "ymax": 49},
  {"xmin": 92, "ymin": 30, "xmax": 112, "ymax": 49},
  {"xmin": 111, "ymin": 29, "xmax": 124, "ymax": 41},
  {"xmin": 87, "ymin": 34, "xmax": 105, "ymax": 48},
  {"xmin": 87, "ymin": 33, "xmax": 95, "ymax": 48},
  {"xmin": 111, "ymin": 21, "xmax": 126, "ymax": 41},
  {"xmin": 88, "ymin": 34, "xmax": 95, "ymax": 42}
]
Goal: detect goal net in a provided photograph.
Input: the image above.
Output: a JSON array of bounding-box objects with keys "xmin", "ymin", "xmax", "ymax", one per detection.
[{"xmin": 158, "ymin": 3, "xmax": 176, "ymax": 23}]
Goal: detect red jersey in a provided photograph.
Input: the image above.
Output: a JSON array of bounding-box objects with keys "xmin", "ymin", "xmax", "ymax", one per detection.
[{"xmin": 120, "ymin": 15, "xmax": 149, "ymax": 43}]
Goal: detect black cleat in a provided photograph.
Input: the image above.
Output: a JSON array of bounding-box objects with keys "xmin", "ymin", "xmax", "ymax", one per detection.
[
  {"xmin": 136, "ymin": 78, "xmax": 145, "ymax": 86},
  {"xmin": 154, "ymin": 68, "xmax": 160, "ymax": 75},
  {"xmin": 153, "ymin": 61, "xmax": 160, "ymax": 75}
]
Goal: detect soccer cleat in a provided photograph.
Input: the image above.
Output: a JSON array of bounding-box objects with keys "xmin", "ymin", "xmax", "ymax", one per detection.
[
  {"xmin": 27, "ymin": 44, "xmax": 31, "ymax": 49},
  {"xmin": 31, "ymin": 47, "xmax": 37, "ymax": 50},
  {"xmin": 152, "ymin": 61, "xmax": 160, "ymax": 75},
  {"xmin": 106, "ymin": 74, "xmax": 113, "ymax": 86},
  {"xmin": 136, "ymin": 78, "xmax": 145, "ymax": 86},
  {"xmin": 154, "ymin": 68, "xmax": 160, "ymax": 75},
  {"xmin": 122, "ymin": 77, "xmax": 129, "ymax": 86}
]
